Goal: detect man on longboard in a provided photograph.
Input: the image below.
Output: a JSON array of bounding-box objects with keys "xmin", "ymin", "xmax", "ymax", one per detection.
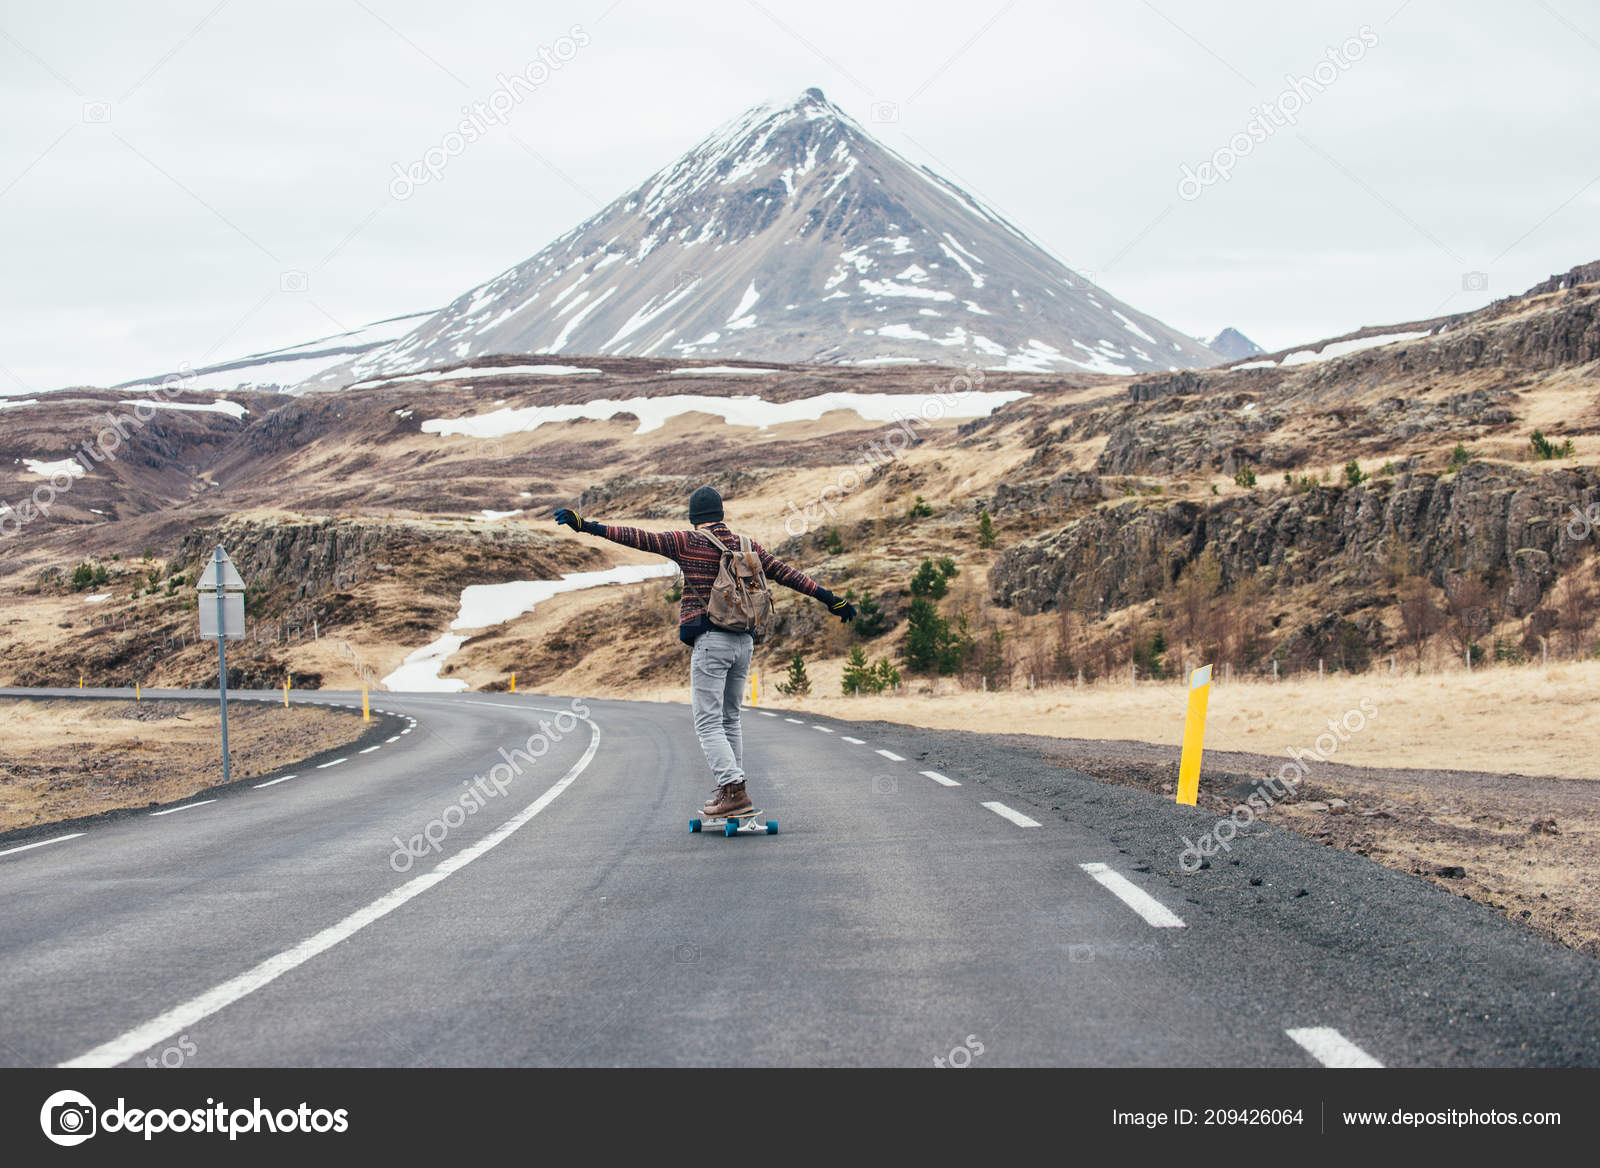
[{"xmin": 555, "ymin": 485, "xmax": 855, "ymax": 819}]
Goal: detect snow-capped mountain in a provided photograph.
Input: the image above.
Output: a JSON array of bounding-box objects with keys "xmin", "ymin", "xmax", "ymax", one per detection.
[
  {"xmin": 300, "ymin": 88, "xmax": 1215, "ymax": 390},
  {"xmin": 1203, "ymin": 327, "xmax": 1265, "ymax": 361}
]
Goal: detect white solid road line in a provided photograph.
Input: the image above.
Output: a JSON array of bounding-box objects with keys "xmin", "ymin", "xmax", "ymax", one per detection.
[
  {"xmin": 0, "ymin": 833, "xmax": 86, "ymax": 858},
  {"xmin": 150, "ymin": 800, "xmax": 218, "ymax": 818},
  {"xmin": 253, "ymin": 775, "xmax": 296, "ymax": 789},
  {"xmin": 982, "ymin": 800, "xmax": 1040, "ymax": 827},
  {"xmin": 60, "ymin": 711, "xmax": 604, "ymax": 1069},
  {"xmin": 316, "ymin": 758, "xmax": 347, "ymax": 769},
  {"xmin": 920, "ymin": 770, "xmax": 960, "ymax": 787},
  {"xmin": 1080, "ymin": 862, "xmax": 1186, "ymax": 928},
  {"xmin": 1286, "ymin": 1027, "xmax": 1383, "ymax": 1068},
  {"xmin": 875, "ymin": 749, "xmax": 905, "ymax": 762},
  {"xmin": 841, "ymin": 736, "xmax": 864, "ymax": 745}
]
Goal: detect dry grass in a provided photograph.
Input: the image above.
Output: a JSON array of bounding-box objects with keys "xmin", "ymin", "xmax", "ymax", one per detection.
[{"xmin": 0, "ymin": 698, "xmax": 369, "ymax": 831}]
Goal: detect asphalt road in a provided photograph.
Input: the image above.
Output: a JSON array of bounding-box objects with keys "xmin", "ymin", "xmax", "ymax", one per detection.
[{"xmin": 2, "ymin": 686, "xmax": 1597, "ymax": 1068}]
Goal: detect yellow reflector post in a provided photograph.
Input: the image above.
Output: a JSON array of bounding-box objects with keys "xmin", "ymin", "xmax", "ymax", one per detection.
[{"xmin": 1176, "ymin": 664, "xmax": 1212, "ymax": 806}]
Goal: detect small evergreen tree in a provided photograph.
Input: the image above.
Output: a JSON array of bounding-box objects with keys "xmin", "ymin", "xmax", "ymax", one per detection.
[
  {"xmin": 910, "ymin": 559, "xmax": 950, "ymax": 600},
  {"xmin": 871, "ymin": 658, "xmax": 901, "ymax": 692},
  {"xmin": 841, "ymin": 646, "xmax": 873, "ymax": 694},
  {"xmin": 907, "ymin": 495, "xmax": 934, "ymax": 519},
  {"xmin": 71, "ymin": 562, "xmax": 94, "ymax": 590},
  {"xmin": 1344, "ymin": 459, "xmax": 1368, "ymax": 487},
  {"xmin": 775, "ymin": 651, "xmax": 811, "ymax": 696},
  {"xmin": 851, "ymin": 590, "xmax": 889, "ymax": 638},
  {"xmin": 1233, "ymin": 464, "xmax": 1257, "ymax": 488},
  {"xmin": 903, "ymin": 597, "xmax": 950, "ymax": 673},
  {"xmin": 822, "ymin": 527, "xmax": 844, "ymax": 555},
  {"xmin": 1531, "ymin": 429, "xmax": 1573, "ymax": 460},
  {"xmin": 977, "ymin": 509, "xmax": 996, "ymax": 548},
  {"xmin": 1448, "ymin": 443, "xmax": 1471, "ymax": 470}
]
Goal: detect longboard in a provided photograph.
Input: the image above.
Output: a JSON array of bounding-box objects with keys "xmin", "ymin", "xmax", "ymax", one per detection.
[{"xmin": 690, "ymin": 807, "xmax": 778, "ymax": 837}]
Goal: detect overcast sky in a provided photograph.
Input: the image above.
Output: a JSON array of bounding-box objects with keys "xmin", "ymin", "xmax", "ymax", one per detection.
[{"xmin": 2, "ymin": 0, "xmax": 1596, "ymax": 391}]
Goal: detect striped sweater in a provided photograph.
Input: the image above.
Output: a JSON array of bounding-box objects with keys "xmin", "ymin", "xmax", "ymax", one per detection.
[{"xmin": 587, "ymin": 520, "xmax": 830, "ymax": 644}]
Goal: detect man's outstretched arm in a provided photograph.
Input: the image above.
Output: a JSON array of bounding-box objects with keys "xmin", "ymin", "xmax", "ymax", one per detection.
[
  {"xmin": 554, "ymin": 508, "xmax": 685, "ymax": 560},
  {"xmin": 754, "ymin": 542, "xmax": 857, "ymax": 623}
]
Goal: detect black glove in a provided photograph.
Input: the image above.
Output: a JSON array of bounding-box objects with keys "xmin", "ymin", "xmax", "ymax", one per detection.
[
  {"xmin": 818, "ymin": 590, "xmax": 857, "ymax": 623},
  {"xmin": 554, "ymin": 508, "xmax": 583, "ymax": 531}
]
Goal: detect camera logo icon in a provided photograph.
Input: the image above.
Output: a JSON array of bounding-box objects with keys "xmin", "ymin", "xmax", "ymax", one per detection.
[
  {"xmin": 870, "ymin": 773, "xmax": 897, "ymax": 796},
  {"xmin": 40, "ymin": 1089, "xmax": 97, "ymax": 1146},
  {"xmin": 279, "ymin": 270, "xmax": 309, "ymax": 293},
  {"xmin": 1461, "ymin": 271, "xmax": 1488, "ymax": 292},
  {"xmin": 869, "ymin": 100, "xmax": 900, "ymax": 123},
  {"xmin": 673, "ymin": 942, "xmax": 700, "ymax": 964},
  {"xmin": 82, "ymin": 101, "xmax": 112, "ymax": 124}
]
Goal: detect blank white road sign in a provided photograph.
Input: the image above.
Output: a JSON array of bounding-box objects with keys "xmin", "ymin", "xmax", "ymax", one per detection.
[{"xmin": 198, "ymin": 592, "xmax": 245, "ymax": 639}]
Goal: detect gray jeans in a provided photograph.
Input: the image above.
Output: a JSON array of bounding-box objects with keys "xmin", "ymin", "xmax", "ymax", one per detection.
[{"xmin": 690, "ymin": 629, "xmax": 753, "ymax": 787}]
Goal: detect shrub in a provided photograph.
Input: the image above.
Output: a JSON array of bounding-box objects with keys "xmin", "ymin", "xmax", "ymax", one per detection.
[
  {"xmin": 1448, "ymin": 443, "xmax": 1471, "ymax": 470},
  {"xmin": 977, "ymin": 509, "xmax": 996, "ymax": 549},
  {"xmin": 1531, "ymin": 429, "xmax": 1573, "ymax": 460},
  {"xmin": 774, "ymin": 651, "xmax": 811, "ymax": 696},
  {"xmin": 1344, "ymin": 459, "xmax": 1368, "ymax": 487},
  {"xmin": 1233, "ymin": 465, "xmax": 1257, "ymax": 488},
  {"xmin": 907, "ymin": 495, "xmax": 934, "ymax": 519}
]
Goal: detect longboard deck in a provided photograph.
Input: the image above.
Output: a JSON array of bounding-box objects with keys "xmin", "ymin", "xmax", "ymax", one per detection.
[{"xmin": 690, "ymin": 808, "xmax": 778, "ymax": 836}]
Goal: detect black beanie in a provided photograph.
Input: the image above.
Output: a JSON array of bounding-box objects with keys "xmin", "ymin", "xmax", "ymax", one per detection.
[{"xmin": 688, "ymin": 484, "xmax": 723, "ymax": 525}]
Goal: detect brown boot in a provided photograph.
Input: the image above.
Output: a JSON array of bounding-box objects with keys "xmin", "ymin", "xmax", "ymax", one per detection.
[{"xmin": 702, "ymin": 781, "xmax": 753, "ymax": 817}]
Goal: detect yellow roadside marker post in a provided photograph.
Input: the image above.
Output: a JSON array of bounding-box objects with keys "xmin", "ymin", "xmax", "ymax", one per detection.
[
  {"xmin": 511, "ymin": 672, "xmax": 516, "ymax": 693},
  {"xmin": 748, "ymin": 668, "xmax": 759, "ymax": 706},
  {"xmin": 362, "ymin": 687, "xmax": 370, "ymax": 723},
  {"xmin": 79, "ymin": 675, "xmax": 84, "ymax": 690},
  {"xmin": 283, "ymin": 676, "xmax": 290, "ymax": 708},
  {"xmin": 1176, "ymin": 664, "xmax": 1213, "ymax": 806},
  {"xmin": 136, "ymin": 681, "xmax": 141, "ymax": 701}
]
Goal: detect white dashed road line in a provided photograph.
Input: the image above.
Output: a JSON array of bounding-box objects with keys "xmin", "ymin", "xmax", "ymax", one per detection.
[
  {"xmin": 1285, "ymin": 1027, "xmax": 1383, "ymax": 1068},
  {"xmin": 812, "ymin": 725, "xmax": 833, "ymax": 733},
  {"xmin": 785, "ymin": 718, "xmax": 804, "ymax": 724},
  {"xmin": 359, "ymin": 746, "xmax": 381, "ymax": 754},
  {"xmin": 982, "ymin": 800, "xmax": 1040, "ymax": 827},
  {"xmin": 757, "ymin": 711, "xmax": 777, "ymax": 717},
  {"xmin": 875, "ymin": 749, "xmax": 905, "ymax": 762},
  {"xmin": 1080, "ymin": 862, "xmax": 1185, "ymax": 928},
  {"xmin": 841, "ymin": 736, "xmax": 864, "ymax": 745},
  {"xmin": 150, "ymin": 800, "xmax": 217, "ymax": 818},
  {"xmin": 253, "ymin": 775, "xmax": 296, "ymax": 789},
  {"xmin": 386, "ymin": 736, "xmax": 400, "ymax": 743},
  {"xmin": 316, "ymin": 759, "xmax": 347, "ymax": 769},
  {"xmin": 0, "ymin": 833, "xmax": 86, "ymax": 858},
  {"xmin": 920, "ymin": 770, "xmax": 960, "ymax": 787}
]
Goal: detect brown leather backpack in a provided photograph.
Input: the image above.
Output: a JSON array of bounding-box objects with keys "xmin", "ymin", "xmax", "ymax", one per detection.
[{"xmin": 687, "ymin": 529, "xmax": 775, "ymax": 637}]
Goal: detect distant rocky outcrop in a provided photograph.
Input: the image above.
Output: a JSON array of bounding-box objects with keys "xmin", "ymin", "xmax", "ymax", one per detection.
[{"xmin": 989, "ymin": 462, "xmax": 1600, "ymax": 619}]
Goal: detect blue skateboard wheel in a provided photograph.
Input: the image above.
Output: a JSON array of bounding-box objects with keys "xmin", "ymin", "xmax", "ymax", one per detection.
[
  {"xmin": 766, "ymin": 821, "xmax": 778, "ymax": 834},
  {"xmin": 689, "ymin": 819, "xmax": 701, "ymax": 833},
  {"xmin": 724, "ymin": 819, "xmax": 738, "ymax": 837}
]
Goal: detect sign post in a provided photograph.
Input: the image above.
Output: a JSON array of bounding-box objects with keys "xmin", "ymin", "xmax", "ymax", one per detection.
[{"xmin": 197, "ymin": 545, "xmax": 246, "ymax": 785}]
